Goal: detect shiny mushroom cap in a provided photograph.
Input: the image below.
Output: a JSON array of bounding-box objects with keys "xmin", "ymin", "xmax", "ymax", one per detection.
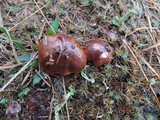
[
  {"xmin": 84, "ymin": 38, "xmax": 114, "ymax": 67},
  {"xmin": 38, "ymin": 33, "xmax": 87, "ymax": 76}
]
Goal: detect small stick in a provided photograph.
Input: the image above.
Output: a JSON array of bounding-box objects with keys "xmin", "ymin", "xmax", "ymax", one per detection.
[
  {"xmin": 49, "ymin": 85, "xmax": 55, "ymax": 120},
  {"xmin": 35, "ymin": 69, "xmax": 51, "ymax": 87},
  {"xmin": 38, "ymin": 22, "xmax": 46, "ymax": 40},
  {"xmin": 131, "ymin": 46, "xmax": 160, "ymax": 79},
  {"xmin": 0, "ymin": 63, "xmax": 23, "ymax": 70},
  {"xmin": 126, "ymin": 27, "xmax": 158, "ymax": 37},
  {"xmin": 143, "ymin": 42, "xmax": 160, "ymax": 51},
  {"xmin": 6, "ymin": 28, "xmax": 21, "ymax": 64},
  {"xmin": 62, "ymin": 76, "xmax": 70, "ymax": 120},
  {"xmin": 21, "ymin": 68, "xmax": 33, "ymax": 85},
  {"xmin": 0, "ymin": 7, "xmax": 3, "ymax": 27},
  {"xmin": 33, "ymin": 0, "xmax": 56, "ymax": 34}
]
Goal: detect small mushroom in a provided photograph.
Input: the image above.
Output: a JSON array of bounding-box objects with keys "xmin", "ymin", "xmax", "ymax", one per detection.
[
  {"xmin": 84, "ymin": 38, "xmax": 114, "ymax": 67},
  {"xmin": 38, "ymin": 33, "xmax": 87, "ymax": 76},
  {"xmin": 6, "ymin": 100, "xmax": 21, "ymax": 117}
]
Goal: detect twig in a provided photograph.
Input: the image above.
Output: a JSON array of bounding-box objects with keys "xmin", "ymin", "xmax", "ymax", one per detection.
[
  {"xmin": 122, "ymin": 39, "xmax": 160, "ymax": 108},
  {"xmin": 153, "ymin": 52, "xmax": 160, "ymax": 57},
  {"xmin": 0, "ymin": 52, "xmax": 37, "ymax": 92},
  {"xmin": 62, "ymin": 77, "xmax": 70, "ymax": 120},
  {"xmin": 38, "ymin": 22, "xmax": 46, "ymax": 39},
  {"xmin": 0, "ymin": 7, "xmax": 3, "ymax": 27},
  {"xmin": 33, "ymin": 0, "xmax": 55, "ymax": 34},
  {"xmin": 21, "ymin": 68, "xmax": 33, "ymax": 86},
  {"xmin": 126, "ymin": 27, "xmax": 158, "ymax": 37},
  {"xmin": 6, "ymin": 29, "xmax": 21, "ymax": 64},
  {"xmin": 0, "ymin": 44, "xmax": 11, "ymax": 55},
  {"xmin": 49, "ymin": 85, "xmax": 55, "ymax": 120},
  {"xmin": 131, "ymin": 46, "xmax": 160, "ymax": 79},
  {"xmin": 35, "ymin": 69, "xmax": 51, "ymax": 87},
  {"xmin": 0, "ymin": 63, "xmax": 23, "ymax": 70},
  {"xmin": 143, "ymin": 43, "xmax": 160, "ymax": 51}
]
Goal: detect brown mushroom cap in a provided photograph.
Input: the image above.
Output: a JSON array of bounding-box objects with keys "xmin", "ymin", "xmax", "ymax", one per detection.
[
  {"xmin": 38, "ymin": 33, "xmax": 87, "ymax": 76},
  {"xmin": 84, "ymin": 38, "xmax": 114, "ymax": 67}
]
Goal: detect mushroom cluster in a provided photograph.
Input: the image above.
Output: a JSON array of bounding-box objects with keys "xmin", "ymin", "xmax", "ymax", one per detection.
[{"xmin": 38, "ymin": 33, "xmax": 114, "ymax": 76}]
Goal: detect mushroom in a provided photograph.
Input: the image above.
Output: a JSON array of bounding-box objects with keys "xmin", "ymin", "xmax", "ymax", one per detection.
[
  {"xmin": 6, "ymin": 100, "xmax": 21, "ymax": 118},
  {"xmin": 38, "ymin": 33, "xmax": 87, "ymax": 76},
  {"xmin": 84, "ymin": 38, "xmax": 114, "ymax": 67}
]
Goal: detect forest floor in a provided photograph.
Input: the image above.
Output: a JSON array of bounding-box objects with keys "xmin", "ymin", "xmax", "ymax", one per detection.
[{"xmin": 0, "ymin": 0, "xmax": 160, "ymax": 120}]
